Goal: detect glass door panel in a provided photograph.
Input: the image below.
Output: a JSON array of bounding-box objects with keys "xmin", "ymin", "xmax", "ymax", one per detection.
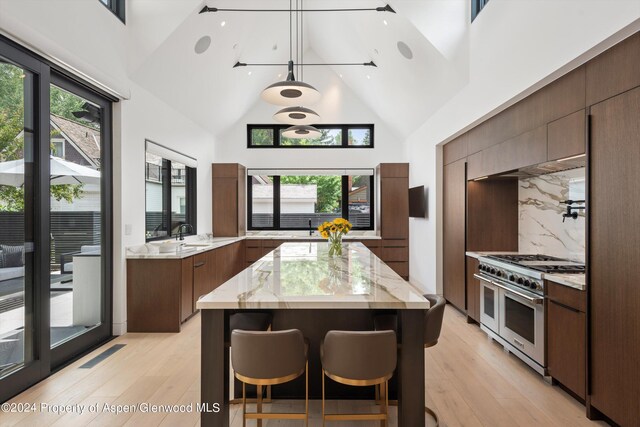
[
  {"xmin": 49, "ymin": 84, "xmax": 103, "ymax": 348},
  {"xmin": 0, "ymin": 58, "xmax": 35, "ymax": 378}
]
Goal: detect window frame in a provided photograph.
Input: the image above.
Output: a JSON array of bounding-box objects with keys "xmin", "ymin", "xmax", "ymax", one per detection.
[
  {"xmin": 471, "ymin": 0, "xmax": 490, "ymax": 21},
  {"xmin": 99, "ymin": 0, "xmax": 126, "ymax": 24},
  {"xmin": 247, "ymin": 171, "xmax": 375, "ymax": 231},
  {"xmin": 144, "ymin": 142, "xmax": 197, "ymax": 242},
  {"xmin": 247, "ymin": 124, "xmax": 374, "ymax": 148}
]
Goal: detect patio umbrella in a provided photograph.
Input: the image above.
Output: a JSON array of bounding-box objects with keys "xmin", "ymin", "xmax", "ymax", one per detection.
[{"xmin": 0, "ymin": 156, "xmax": 100, "ymax": 186}]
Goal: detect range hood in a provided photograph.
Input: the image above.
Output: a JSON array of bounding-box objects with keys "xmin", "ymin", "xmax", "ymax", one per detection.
[{"xmin": 496, "ymin": 155, "xmax": 586, "ymax": 179}]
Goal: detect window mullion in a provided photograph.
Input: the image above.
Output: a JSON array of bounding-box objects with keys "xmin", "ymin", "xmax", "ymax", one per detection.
[
  {"xmin": 341, "ymin": 176, "xmax": 349, "ymax": 220},
  {"xmin": 274, "ymin": 176, "xmax": 281, "ymax": 229}
]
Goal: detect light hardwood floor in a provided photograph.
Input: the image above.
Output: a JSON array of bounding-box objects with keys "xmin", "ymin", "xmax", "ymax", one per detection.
[{"xmin": 1, "ymin": 306, "xmax": 607, "ymax": 427}]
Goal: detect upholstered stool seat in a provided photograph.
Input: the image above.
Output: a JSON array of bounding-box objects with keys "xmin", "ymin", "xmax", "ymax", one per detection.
[
  {"xmin": 321, "ymin": 330, "xmax": 397, "ymax": 426},
  {"xmin": 228, "ymin": 312, "xmax": 273, "ymax": 404},
  {"xmin": 231, "ymin": 329, "xmax": 309, "ymax": 426}
]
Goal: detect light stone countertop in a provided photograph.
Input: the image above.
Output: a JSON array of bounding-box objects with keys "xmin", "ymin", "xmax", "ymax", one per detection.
[
  {"xmin": 126, "ymin": 232, "xmax": 382, "ymax": 260},
  {"xmin": 543, "ymin": 273, "xmax": 586, "ymax": 291},
  {"xmin": 196, "ymin": 242, "xmax": 430, "ymax": 310}
]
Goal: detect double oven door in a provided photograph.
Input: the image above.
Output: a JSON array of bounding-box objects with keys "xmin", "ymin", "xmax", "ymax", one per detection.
[{"xmin": 477, "ymin": 274, "xmax": 545, "ymax": 367}]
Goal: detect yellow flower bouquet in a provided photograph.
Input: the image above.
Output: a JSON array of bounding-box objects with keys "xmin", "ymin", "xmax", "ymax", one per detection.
[{"xmin": 317, "ymin": 218, "xmax": 352, "ymax": 256}]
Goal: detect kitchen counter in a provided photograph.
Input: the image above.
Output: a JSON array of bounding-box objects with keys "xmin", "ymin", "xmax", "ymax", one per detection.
[
  {"xmin": 196, "ymin": 242, "xmax": 428, "ymax": 310},
  {"xmin": 126, "ymin": 236, "xmax": 244, "ymax": 259},
  {"xmin": 127, "ymin": 232, "xmax": 382, "ymax": 259},
  {"xmin": 198, "ymin": 241, "xmax": 429, "ymax": 427},
  {"xmin": 544, "ymin": 273, "xmax": 586, "ymax": 291},
  {"xmin": 465, "ymin": 251, "xmax": 521, "ymax": 259}
]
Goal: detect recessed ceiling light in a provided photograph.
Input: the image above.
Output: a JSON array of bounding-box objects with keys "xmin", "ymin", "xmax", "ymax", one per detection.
[
  {"xmin": 220, "ymin": 21, "xmax": 226, "ymax": 27},
  {"xmin": 397, "ymin": 41, "xmax": 414, "ymax": 60},
  {"xmin": 248, "ymin": 71, "xmax": 252, "ymax": 76},
  {"xmin": 383, "ymin": 20, "xmax": 388, "ymax": 26},
  {"xmin": 278, "ymin": 73, "xmax": 282, "ymax": 78},
  {"xmin": 194, "ymin": 36, "xmax": 212, "ymax": 54},
  {"xmin": 339, "ymin": 74, "xmax": 343, "ymax": 78},
  {"xmin": 366, "ymin": 75, "xmax": 371, "ymax": 80}
]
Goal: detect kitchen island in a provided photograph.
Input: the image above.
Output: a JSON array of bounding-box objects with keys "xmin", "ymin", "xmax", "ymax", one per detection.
[{"xmin": 197, "ymin": 241, "xmax": 430, "ymax": 426}]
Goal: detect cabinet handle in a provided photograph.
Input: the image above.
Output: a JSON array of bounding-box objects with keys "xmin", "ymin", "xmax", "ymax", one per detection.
[
  {"xmin": 194, "ymin": 262, "xmax": 206, "ymax": 268},
  {"xmin": 547, "ymin": 298, "xmax": 581, "ymax": 313}
]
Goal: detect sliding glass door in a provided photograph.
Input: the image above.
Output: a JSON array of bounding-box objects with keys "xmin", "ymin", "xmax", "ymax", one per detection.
[
  {"xmin": 0, "ymin": 37, "xmax": 112, "ymax": 402},
  {"xmin": 48, "ymin": 74, "xmax": 112, "ymax": 368}
]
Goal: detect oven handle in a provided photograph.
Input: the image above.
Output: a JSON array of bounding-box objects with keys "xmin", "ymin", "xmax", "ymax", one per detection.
[
  {"xmin": 490, "ymin": 279, "xmax": 544, "ymax": 304},
  {"xmin": 473, "ymin": 273, "xmax": 494, "ymax": 285}
]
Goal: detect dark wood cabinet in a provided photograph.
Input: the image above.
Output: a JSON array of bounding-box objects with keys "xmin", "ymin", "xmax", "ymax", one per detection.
[
  {"xmin": 466, "ymin": 179, "xmax": 519, "ymax": 251},
  {"xmin": 586, "ymin": 32, "xmax": 640, "ymax": 106},
  {"xmin": 443, "ymin": 159, "xmax": 466, "ymax": 311},
  {"xmin": 547, "ymin": 109, "xmax": 586, "ymax": 161},
  {"xmin": 467, "ymin": 125, "xmax": 547, "ymax": 179},
  {"xmin": 546, "ymin": 281, "xmax": 586, "ymax": 400},
  {"xmin": 379, "ymin": 164, "xmax": 409, "ymax": 240},
  {"xmin": 377, "ymin": 164, "xmax": 410, "ymax": 280},
  {"xmin": 465, "ymin": 257, "xmax": 480, "ymax": 323},
  {"xmin": 180, "ymin": 257, "xmax": 194, "ymax": 323},
  {"xmin": 212, "ymin": 163, "xmax": 246, "ymax": 236},
  {"xmin": 589, "ymin": 85, "xmax": 640, "ymax": 426}
]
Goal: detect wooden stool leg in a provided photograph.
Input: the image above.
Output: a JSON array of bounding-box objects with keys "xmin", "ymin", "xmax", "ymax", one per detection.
[
  {"xmin": 380, "ymin": 381, "xmax": 387, "ymax": 427},
  {"xmin": 257, "ymin": 384, "xmax": 263, "ymax": 427}
]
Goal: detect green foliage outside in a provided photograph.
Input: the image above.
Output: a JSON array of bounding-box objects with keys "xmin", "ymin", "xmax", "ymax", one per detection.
[
  {"xmin": 280, "ymin": 128, "xmax": 341, "ymax": 146},
  {"xmin": 0, "ymin": 63, "xmax": 86, "ymax": 212},
  {"xmin": 251, "ymin": 128, "xmax": 274, "ymax": 146},
  {"xmin": 281, "ymin": 175, "xmax": 341, "ymax": 213}
]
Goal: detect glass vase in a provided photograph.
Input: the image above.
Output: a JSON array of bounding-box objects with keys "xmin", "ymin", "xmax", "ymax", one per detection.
[{"xmin": 328, "ymin": 233, "xmax": 343, "ymax": 257}]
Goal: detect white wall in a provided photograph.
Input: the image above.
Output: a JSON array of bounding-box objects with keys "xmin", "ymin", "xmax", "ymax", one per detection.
[
  {"xmin": 216, "ymin": 54, "xmax": 406, "ymax": 169},
  {"xmin": 406, "ymin": 2, "xmax": 640, "ymax": 294},
  {"xmin": 113, "ymin": 82, "xmax": 215, "ymax": 334},
  {"xmin": 1, "ymin": 2, "xmax": 218, "ymax": 335}
]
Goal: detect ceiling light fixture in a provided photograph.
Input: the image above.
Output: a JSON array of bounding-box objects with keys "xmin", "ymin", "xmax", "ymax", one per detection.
[
  {"xmin": 260, "ymin": 0, "xmax": 320, "ymax": 107},
  {"xmin": 273, "ymin": 106, "xmax": 320, "ymax": 125},
  {"xmin": 200, "ymin": 4, "xmax": 396, "ymax": 14},
  {"xmin": 220, "ymin": 21, "xmax": 226, "ymax": 27},
  {"xmin": 282, "ymin": 125, "xmax": 322, "ymax": 139}
]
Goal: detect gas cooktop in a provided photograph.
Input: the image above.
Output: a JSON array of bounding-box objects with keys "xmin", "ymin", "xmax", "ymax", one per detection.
[{"xmin": 486, "ymin": 254, "xmax": 585, "ymax": 274}]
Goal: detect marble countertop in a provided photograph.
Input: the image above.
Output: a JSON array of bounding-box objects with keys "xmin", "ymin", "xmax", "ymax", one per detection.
[
  {"xmin": 245, "ymin": 231, "xmax": 381, "ymax": 240},
  {"xmin": 196, "ymin": 242, "xmax": 430, "ymax": 310},
  {"xmin": 544, "ymin": 273, "xmax": 586, "ymax": 291},
  {"xmin": 466, "ymin": 251, "xmax": 521, "ymax": 259},
  {"xmin": 126, "ymin": 236, "xmax": 244, "ymax": 259},
  {"xmin": 127, "ymin": 232, "xmax": 382, "ymax": 259}
]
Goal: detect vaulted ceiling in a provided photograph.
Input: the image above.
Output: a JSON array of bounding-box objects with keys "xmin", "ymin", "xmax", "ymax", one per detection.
[{"xmin": 127, "ymin": 0, "xmax": 472, "ymax": 138}]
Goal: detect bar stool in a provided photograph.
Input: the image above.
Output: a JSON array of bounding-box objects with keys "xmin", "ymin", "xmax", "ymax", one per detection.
[
  {"xmin": 231, "ymin": 329, "xmax": 309, "ymax": 427},
  {"xmin": 321, "ymin": 330, "xmax": 397, "ymax": 426},
  {"xmin": 373, "ymin": 294, "xmax": 446, "ymax": 426},
  {"xmin": 229, "ymin": 313, "xmax": 273, "ymax": 404}
]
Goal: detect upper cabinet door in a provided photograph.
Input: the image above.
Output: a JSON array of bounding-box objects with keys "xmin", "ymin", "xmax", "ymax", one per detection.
[
  {"xmin": 547, "ymin": 109, "xmax": 586, "ymax": 161},
  {"xmin": 380, "ymin": 176, "xmax": 409, "ymax": 239}
]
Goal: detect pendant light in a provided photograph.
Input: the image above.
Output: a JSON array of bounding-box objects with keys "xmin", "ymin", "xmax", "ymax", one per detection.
[
  {"xmin": 260, "ymin": 0, "xmax": 320, "ymax": 106},
  {"xmin": 282, "ymin": 125, "xmax": 322, "ymax": 139},
  {"xmin": 273, "ymin": 106, "xmax": 320, "ymax": 125}
]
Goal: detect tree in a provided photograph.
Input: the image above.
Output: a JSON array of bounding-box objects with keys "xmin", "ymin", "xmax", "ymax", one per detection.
[
  {"xmin": 281, "ymin": 128, "xmax": 340, "ymax": 146},
  {"xmin": 251, "ymin": 128, "xmax": 274, "ymax": 145},
  {"xmin": 280, "ymin": 175, "xmax": 341, "ymax": 212},
  {"xmin": 0, "ymin": 63, "xmax": 85, "ymax": 212}
]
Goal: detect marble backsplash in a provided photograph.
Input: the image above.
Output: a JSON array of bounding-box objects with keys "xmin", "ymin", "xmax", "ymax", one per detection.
[{"xmin": 519, "ymin": 167, "xmax": 586, "ymax": 262}]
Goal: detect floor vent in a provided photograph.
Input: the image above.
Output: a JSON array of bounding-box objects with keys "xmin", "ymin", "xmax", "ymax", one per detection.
[
  {"xmin": 79, "ymin": 344, "xmax": 125, "ymax": 369},
  {"xmin": 0, "ymin": 295, "xmax": 23, "ymax": 313}
]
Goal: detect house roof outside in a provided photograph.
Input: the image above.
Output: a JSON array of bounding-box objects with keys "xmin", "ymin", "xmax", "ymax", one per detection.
[
  {"xmin": 50, "ymin": 114, "xmax": 101, "ymax": 166},
  {"xmin": 253, "ymin": 184, "xmax": 317, "ymax": 201}
]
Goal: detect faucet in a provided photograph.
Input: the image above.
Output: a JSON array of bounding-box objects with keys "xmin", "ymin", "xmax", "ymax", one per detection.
[
  {"xmin": 309, "ymin": 219, "xmax": 313, "ymax": 236},
  {"xmin": 561, "ymin": 200, "xmax": 586, "ymax": 222},
  {"xmin": 177, "ymin": 223, "xmax": 193, "ymax": 241}
]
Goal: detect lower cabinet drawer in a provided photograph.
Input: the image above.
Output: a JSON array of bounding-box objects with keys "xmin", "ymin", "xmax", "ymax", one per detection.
[
  {"xmin": 245, "ymin": 239, "xmax": 262, "ymax": 248},
  {"xmin": 245, "ymin": 247, "xmax": 263, "ymax": 263},
  {"xmin": 382, "ymin": 239, "xmax": 408, "ymax": 248},
  {"xmin": 546, "ymin": 281, "xmax": 586, "ymax": 312},
  {"xmin": 382, "ymin": 246, "xmax": 409, "ymax": 262},
  {"xmin": 386, "ymin": 261, "xmax": 409, "ymax": 278}
]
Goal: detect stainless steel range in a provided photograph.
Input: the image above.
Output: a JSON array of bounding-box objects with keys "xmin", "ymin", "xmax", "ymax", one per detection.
[{"xmin": 475, "ymin": 254, "xmax": 585, "ymax": 375}]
